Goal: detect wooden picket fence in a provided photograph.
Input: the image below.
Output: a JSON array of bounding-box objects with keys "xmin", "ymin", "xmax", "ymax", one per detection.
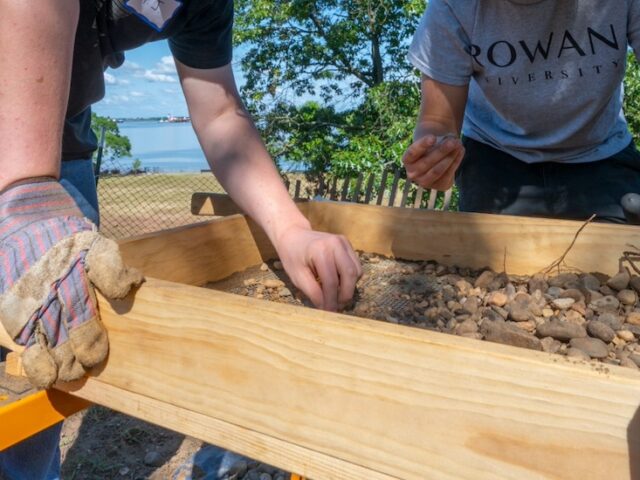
[{"xmin": 284, "ymin": 167, "xmax": 455, "ymax": 211}]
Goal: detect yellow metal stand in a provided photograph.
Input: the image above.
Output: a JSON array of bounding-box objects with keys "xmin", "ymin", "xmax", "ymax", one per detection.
[{"xmin": 0, "ymin": 389, "xmax": 91, "ymax": 451}]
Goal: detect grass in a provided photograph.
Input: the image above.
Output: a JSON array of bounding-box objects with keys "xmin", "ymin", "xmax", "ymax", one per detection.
[{"xmin": 97, "ymin": 173, "xmax": 225, "ymax": 238}]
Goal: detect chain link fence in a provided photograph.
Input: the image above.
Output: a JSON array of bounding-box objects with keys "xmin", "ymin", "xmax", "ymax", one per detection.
[{"xmin": 96, "ymin": 154, "xmax": 226, "ymax": 239}]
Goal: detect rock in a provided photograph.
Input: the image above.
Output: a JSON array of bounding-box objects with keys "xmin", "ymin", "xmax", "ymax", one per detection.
[
  {"xmin": 546, "ymin": 287, "xmax": 565, "ymax": 299},
  {"xmin": 617, "ymin": 289, "xmax": 637, "ymax": 306},
  {"xmin": 566, "ymin": 347, "xmax": 591, "ymax": 361},
  {"xmin": 504, "ymin": 283, "xmax": 517, "ymax": 300},
  {"xmin": 627, "ymin": 312, "xmax": 640, "ymax": 326},
  {"xmin": 537, "ymin": 320, "xmax": 587, "ymax": 342},
  {"xmin": 542, "ymin": 308, "xmax": 554, "ymax": 318},
  {"xmin": 455, "ymin": 319, "xmax": 479, "ymax": 336},
  {"xmin": 264, "ymin": 279, "xmax": 285, "ymax": 289},
  {"xmin": 144, "ymin": 451, "xmax": 163, "ymax": 468},
  {"xmin": 507, "ymin": 303, "xmax": 531, "ymax": 322},
  {"xmin": 562, "ymin": 289, "xmax": 585, "ymax": 303},
  {"xmin": 259, "ymin": 474, "xmax": 273, "ymax": 480},
  {"xmin": 549, "ymin": 273, "xmax": 579, "ymax": 288},
  {"xmin": 455, "ymin": 280, "xmax": 473, "ymax": 296},
  {"xmin": 569, "ymin": 337, "xmax": 609, "ymax": 359},
  {"xmin": 590, "ymin": 295, "xmax": 620, "ymax": 312},
  {"xmin": 600, "ymin": 285, "xmax": 617, "ymax": 296},
  {"xmin": 552, "ymin": 298, "xmax": 575, "ymax": 310},
  {"xmin": 617, "ymin": 330, "xmax": 636, "ymax": 342},
  {"xmin": 515, "ymin": 320, "xmax": 537, "ymax": 333},
  {"xmin": 581, "ymin": 274, "xmax": 602, "ymax": 291},
  {"xmin": 528, "ymin": 274, "xmax": 548, "ymax": 293},
  {"xmin": 607, "ymin": 270, "xmax": 631, "ymax": 291},
  {"xmin": 624, "ymin": 324, "xmax": 640, "ymax": 336},
  {"xmin": 487, "ymin": 291, "xmax": 508, "ymax": 307},
  {"xmin": 564, "ymin": 310, "xmax": 586, "ymax": 326},
  {"xmin": 630, "ymin": 276, "xmax": 640, "ymax": 293},
  {"xmin": 279, "ymin": 288, "xmax": 292, "ymax": 297},
  {"xmin": 570, "ymin": 301, "xmax": 587, "ymax": 316},
  {"xmin": 587, "ymin": 321, "xmax": 616, "ymax": 343},
  {"xmin": 621, "ymin": 357, "xmax": 639, "ymax": 370},
  {"xmin": 480, "ymin": 320, "xmax": 542, "ymax": 351},
  {"xmin": 474, "ymin": 270, "xmax": 495, "ymax": 289},
  {"xmin": 273, "ymin": 260, "xmax": 284, "ymax": 270},
  {"xmin": 598, "ymin": 312, "xmax": 623, "ymax": 330},
  {"xmin": 629, "ymin": 353, "xmax": 640, "ymax": 367},
  {"xmin": 260, "ymin": 263, "xmax": 269, "ymax": 272},
  {"xmin": 483, "ymin": 309, "xmax": 504, "ymax": 323},
  {"xmin": 461, "ymin": 297, "xmax": 479, "ymax": 315},
  {"xmin": 243, "ymin": 278, "xmax": 258, "ymax": 287},
  {"xmin": 540, "ymin": 336, "xmax": 562, "ymax": 354},
  {"xmin": 492, "ymin": 305, "xmax": 509, "ymax": 320},
  {"xmin": 588, "ymin": 290, "xmax": 604, "ymax": 302}
]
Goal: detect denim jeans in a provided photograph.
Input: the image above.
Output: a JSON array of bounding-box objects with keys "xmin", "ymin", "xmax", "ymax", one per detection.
[
  {"xmin": 0, "ymin": 159, "xmax": 98, "ymax": 480},
  {"xmin": 456, "ymin": 138, "xmax": 640, "ymax": 222}
]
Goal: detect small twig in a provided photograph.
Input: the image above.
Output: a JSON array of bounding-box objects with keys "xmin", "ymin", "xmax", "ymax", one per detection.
[
  {"xmin": 503, "ymin": 246, "xmax": 508, "ymax": 275},
  {"xmin": 540, "ymin": 214, "xmax": 596, "ymax": 276}
]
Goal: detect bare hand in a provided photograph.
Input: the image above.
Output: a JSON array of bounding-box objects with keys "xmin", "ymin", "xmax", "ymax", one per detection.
[
  {"xmin": 274, "ymin": 226, "xmax": 362, "ymax": 311},
  {"xmin": 402, "ymin": 134, "xmax": 465, "ymax": 191}
]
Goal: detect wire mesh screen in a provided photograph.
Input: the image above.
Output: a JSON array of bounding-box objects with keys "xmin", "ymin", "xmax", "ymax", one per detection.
[{"xmin": 97, "ymin": 156, "xmax": 226, "ymax": 239}]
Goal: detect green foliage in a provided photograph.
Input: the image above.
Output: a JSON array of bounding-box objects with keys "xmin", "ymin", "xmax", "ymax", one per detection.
[
  {"xmin": 91, "ymin": 113, "xmax": 132, "ymax": 159},
  {"xmin": 131, "ymin": 158, "xmax": 143, "ymax": 173},
  {"xmin": 236, "ymin": 0, "xmax": 424, "ymax": 176},
  {"xmin": 624, "ymin": 52, "xmax": 640, "ymax": 146}
]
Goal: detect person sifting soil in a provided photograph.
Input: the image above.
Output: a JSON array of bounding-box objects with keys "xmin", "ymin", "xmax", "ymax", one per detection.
[
  {"xmin": 403, "ymin": 0, "xmax": 640, "ymax": 222},
  {"xmin": 0, "ymin": 2, "xmax": 361, "ymax": 479}
]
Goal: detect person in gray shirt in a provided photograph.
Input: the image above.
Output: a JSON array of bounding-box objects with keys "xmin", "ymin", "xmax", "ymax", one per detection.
[{"xmin": 402, "ymin": 0, "xmax": 640, "ymax": 222}]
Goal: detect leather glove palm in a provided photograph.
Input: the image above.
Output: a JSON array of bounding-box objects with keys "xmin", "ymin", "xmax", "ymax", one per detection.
[{"xmin": 0, "ymin": 180, "xmax": 143, "ymax": 388}]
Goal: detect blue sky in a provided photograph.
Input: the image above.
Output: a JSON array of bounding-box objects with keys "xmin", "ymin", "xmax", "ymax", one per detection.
[{"xmin": 93, "ymin": 41, "xmax": 245, "ymax": 119}]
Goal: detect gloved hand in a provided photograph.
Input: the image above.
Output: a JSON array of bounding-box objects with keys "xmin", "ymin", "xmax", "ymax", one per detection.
[{"xmin": 0, "ymin": 179, "xmax": 143, "ymax": 388}]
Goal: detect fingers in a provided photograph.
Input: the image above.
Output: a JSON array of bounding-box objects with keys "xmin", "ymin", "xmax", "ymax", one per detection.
[
  {"xmin": 333, "ymin": 237, "xmax": 362, "ymax": 307},
  {"xmin": 402, "ymin": 135, "xmax": 437, "ymax": 165},
  {"xmin": 292, "ymin": 268, "xmax": 325, "ymax": 309},
  {"xmin": 425, "ymin": 145, "xmax": 465, "ymax": 192},
  {"xmin": 404, "ymin": 138, "xmax": 463, "ymax": 189},
  {"xmin": 289, "ymin": 235, "xmax": 362, "ymax": 312}
]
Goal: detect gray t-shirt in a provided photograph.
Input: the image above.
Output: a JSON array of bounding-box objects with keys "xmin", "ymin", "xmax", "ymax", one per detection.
[{"xmin": 408, "ymin": 0, "xmax": 640, "ymax": 163}]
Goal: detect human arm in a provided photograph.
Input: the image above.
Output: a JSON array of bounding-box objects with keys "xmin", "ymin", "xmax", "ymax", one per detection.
[
  {"xmin": 0, "ymin": 0, "xmax": 78, "ymax": 189},
  {"xmin": 0, "ymin": 2, "xmax": 142, "ymax": 388},
  {"xmin": 402, "ymin": 75, "xmax": 469, "ymax": 191},
  {"xmin": 176, "ymin": 61, "xmax": 361, "ymax": 311}
]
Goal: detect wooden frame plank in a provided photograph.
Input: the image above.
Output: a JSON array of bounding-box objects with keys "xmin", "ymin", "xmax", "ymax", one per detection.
[
  {"xmin": 53, "ymin": 279, "xmax": 640, "ymax": 479},
  {"xmin": 304, "ymin": 201, "xmax": 639, "ymax": 275}
]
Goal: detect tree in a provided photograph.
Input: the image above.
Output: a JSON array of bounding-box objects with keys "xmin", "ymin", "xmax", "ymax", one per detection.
[
  {"xmin": 236, "ymin": 0, "xmax": 425, "ymax": 175},
  {"xmin": 624, "ymin": 52, "xmax": 640, "ymax": 146},
  {"xmin": 90, "ymin": 113, "xmax": 132, "ymax": 160}
]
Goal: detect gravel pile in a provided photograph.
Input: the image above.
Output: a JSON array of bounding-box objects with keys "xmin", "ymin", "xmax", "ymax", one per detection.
[{"xmin": 207, "ymin": 254, "xmax": 640, "ymax": 370}]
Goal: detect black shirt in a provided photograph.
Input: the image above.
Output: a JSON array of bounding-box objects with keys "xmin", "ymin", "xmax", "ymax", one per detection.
[{"xmin": 63, "ymin": 0, "xmax": 233, "ymax": 160}]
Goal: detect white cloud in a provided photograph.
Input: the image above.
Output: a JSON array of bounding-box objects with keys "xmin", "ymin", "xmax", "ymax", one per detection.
[
  {"xmin": 130, "ymin": 91, "xmax": 145, "ymax": 97},
  {"xmin": 122, "ymin": 60, "xmax": 143, "ymax": 72},
  {"xmin": 104, "ymin": 72, "xmax": 130, "ymax": 85},
  {"xmin": 143, "ymin": 70, "xmax": 177, "ymax": 83},
  {"xmin": 157, "ymin": 56, "xmax": 177, "ymax": 74}
]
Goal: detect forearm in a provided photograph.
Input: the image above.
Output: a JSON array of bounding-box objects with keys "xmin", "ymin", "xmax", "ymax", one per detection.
[
  {"xmin": 0, "ymin": 1, "xmax": 79, "ymax": 190},
  {"xmin": 198, "ymin": 107, "xmax": 311, "ymax": 243}
]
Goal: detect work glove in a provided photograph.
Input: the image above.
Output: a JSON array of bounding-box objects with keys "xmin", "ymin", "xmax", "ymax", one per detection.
[{"xmin": 0, "ymin": 179, "xmax": 143, "ymax": 388}]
